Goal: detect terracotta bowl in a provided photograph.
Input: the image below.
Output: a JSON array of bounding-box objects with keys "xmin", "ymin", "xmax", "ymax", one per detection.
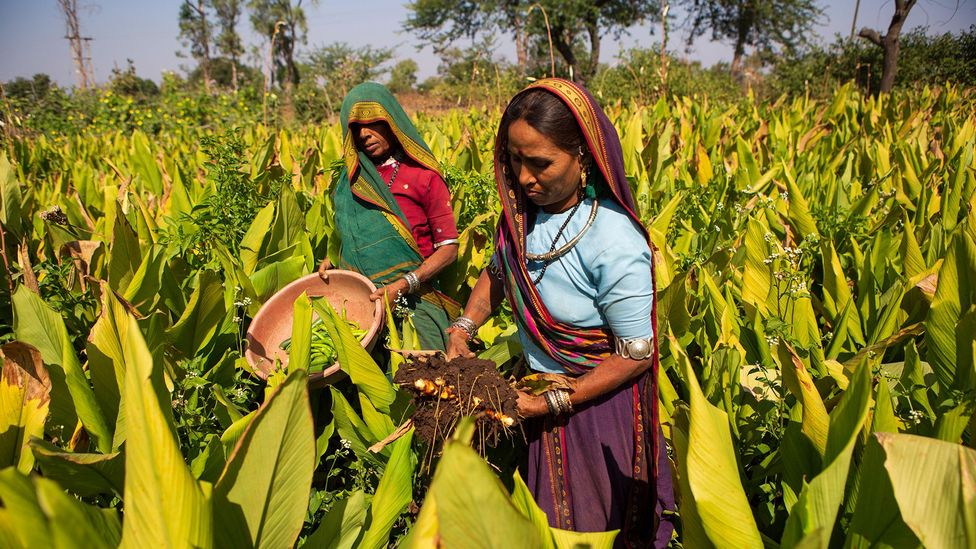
[{"xmin": 245, "ymin": 270, "xmax": 384, "ymax": 386}]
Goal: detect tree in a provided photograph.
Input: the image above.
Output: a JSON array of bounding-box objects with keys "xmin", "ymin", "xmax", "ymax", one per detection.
[
  {"xmin": 682, "ymin": 0, "xmax": 823, "ymax": 78},
  {"xmin": 248, "ymin": 0, "xmax": 314, "ymax": 89},
  {"xmin": 388, "ymin": 59, "xmax": 419, "ymax": 93},
  {"xmin": 179, "ymin": 0, "xmax": 214, "ymax": 92},
  {"xmin": 56, "ymin": 0, "xmax": 94, "ymax": 89},
  {"xmin": 211, "ymin": 0, "xmax": 245, "ymax": 90},
  {"xmin": 303, "ymin": 42, "xmax": 393, "ymax": 102},
  {"xmin": 406, "ymin": 0, "xmax": 530, "ymax": 74},
  {"xmin": 857, "ymin": 0, "xmax": 917, "ymax": 93},
  {"xmin": 405, "ymin": 0, "xmax": 659, "ymax": 83},
  {"xmin": 534, "ymin": 0, "xmax": 661, "ymax": 83}
]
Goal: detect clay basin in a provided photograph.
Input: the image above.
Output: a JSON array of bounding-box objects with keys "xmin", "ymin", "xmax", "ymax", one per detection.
[{"xmin": 245, "ymin": 270, "xmax": 384, "ymax": 386}]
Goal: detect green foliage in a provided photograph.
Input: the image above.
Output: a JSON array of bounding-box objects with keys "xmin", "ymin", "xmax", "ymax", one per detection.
[
  {"xmin": 769, "ymin": 26, "xmax": 976, "ymax": 96},
  {"xmin": 0, "ymin": 82, "xmax": 974, "ymax": 547},
  {"xmin": 161, "ymin": 132, "xmax": 282, "ymax": 268},
  {"xmin": 682, "ymin": 0, "xmax": 823, "ymax": 71},
  {"xmin": 387, "ymin": 59, "xmax": 419, "ymax": 94}
]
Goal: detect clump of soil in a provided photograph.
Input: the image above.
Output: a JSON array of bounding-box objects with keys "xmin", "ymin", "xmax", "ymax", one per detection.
[{"xmin": 394, "ymin": 355, "xmax": 519, "ymax": 448}]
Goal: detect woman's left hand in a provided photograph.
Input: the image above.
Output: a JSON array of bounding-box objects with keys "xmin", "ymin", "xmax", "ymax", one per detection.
[
  {"xmin": 370, "ymin": 278, "xmax": 410, "ymax": 302},
  {"xmin": 515, "ymin": 390, "xmax": 548, "ymax": 418}
]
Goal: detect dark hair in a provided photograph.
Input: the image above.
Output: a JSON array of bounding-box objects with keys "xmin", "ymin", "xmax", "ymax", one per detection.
[{"xmin": 499, "ymin": 89, "xmax": 585, "ymax": 155}]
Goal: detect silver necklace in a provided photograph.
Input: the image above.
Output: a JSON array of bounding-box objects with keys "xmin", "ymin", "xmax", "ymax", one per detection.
[
  {"xmin": 385, "ymin": 157, "xmax": 401, "ymax": 188},
  {"xmin": 527, "ymin": 198, "xmax": 599, "ymax": 284}
]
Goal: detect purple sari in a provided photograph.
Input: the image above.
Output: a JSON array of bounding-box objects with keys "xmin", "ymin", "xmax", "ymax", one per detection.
[{"xmin": 494, "ymin": 79, "xmax": 676, "ymax": 547}]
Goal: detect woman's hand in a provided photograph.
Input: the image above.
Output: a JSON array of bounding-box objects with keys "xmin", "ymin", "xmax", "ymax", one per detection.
[
  {"xmin": 445, "ymin": 327, "xmax": 475, "ymax": 360},
  {"xmin": 515, "ymin": 390, "xmax": 548, "ymax": 419},
  {"xmin": 317, "ymin": 258, "xmax": 333, "ymax": 280},
  {"xmin": 370, "ymin": 278, "xmax": 410, "ymax": 302}
]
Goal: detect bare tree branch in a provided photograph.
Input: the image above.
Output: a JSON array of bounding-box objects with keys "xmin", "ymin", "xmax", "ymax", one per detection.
[{"xmin": 858, "ymin": 27, "xmax": 883, "ymax": 46}]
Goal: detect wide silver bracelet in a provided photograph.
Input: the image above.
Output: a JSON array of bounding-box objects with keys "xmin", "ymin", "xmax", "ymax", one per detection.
[
  {"xmin": 450, "ymin": 316, "xmax": 478, "ymax": 341},
  {"xmin": 544, "ymin": 390, "xmax": 560, "ymax": 416},
  {"xmin": 403, "ymin": 271, "xmax": 421, "ymax": 294},
  {"xmin": 544, "ymin": 389, "xmax": 573, "ymax": 416},
  {"xmin": 615, "ymin": 336, "xmax": 654, "ymax": 360}
]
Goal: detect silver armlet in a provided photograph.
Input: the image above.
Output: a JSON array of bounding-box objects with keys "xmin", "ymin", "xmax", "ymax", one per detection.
[{"xmin": 615, "ymin": 336, "xmax": 653, "ymax": 360}]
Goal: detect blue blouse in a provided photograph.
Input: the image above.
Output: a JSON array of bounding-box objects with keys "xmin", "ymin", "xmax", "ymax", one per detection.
[{"xmin": 496, "ymin": 197, "xmax": 655, "ymax": 374}]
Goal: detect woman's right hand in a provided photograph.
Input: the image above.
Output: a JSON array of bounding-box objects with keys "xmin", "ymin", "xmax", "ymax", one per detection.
[
  {"xmin": 445, "ymin": 327, "xmax": 475, "ymax": 360},
  {"xmin": 317, "ymin": 257, "xmax": 333, "ymax": 280}
]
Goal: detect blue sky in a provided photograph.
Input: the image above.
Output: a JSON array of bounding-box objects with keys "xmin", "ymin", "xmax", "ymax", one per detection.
[{"xmin": 1, "ymin": 1, "xmax": 973, "ymax": 86}]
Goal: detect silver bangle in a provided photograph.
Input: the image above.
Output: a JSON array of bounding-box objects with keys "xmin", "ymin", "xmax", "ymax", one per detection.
[
  {"xmin": 433, "ymin": 238, "xmax": 459, "ymax": 249},
  {"xmin": 404, "ymin": 271, "xmax": 420, "ymax": 294},
  {"xmin": 450, "ymin": 316, "xmax": 478, "ymax": 341},
  {"xmin": 555, "ymin": 389, "xmax": 573, "ymax": 415},
  {"xmin": 544, "ymin": 391, "xmax": 560, "ymax": 416}
]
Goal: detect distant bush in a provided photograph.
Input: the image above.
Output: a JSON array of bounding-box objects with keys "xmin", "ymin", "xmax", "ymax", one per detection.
[
  {"xmin": 768, "ymin": 25, "xmax": 976, "ymax": 96},
  {"xmin": 590, "ymin": 47, "xmax": 742, "ymax": 106}
]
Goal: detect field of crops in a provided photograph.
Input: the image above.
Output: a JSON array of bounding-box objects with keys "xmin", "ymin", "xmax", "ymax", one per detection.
[{"xmin": 1, "ymin": 83, "xmax": 974, "ymax": 547}]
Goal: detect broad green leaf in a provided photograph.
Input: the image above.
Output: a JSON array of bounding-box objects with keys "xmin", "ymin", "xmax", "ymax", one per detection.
[
  {"xmin": 359, "ymin": 430, "xmax": 416, "ymax": 549},
  {"xmin": 510, "ymin": 471, "xmax": 557, "ymax": 549},
  {"xmin": 845, "ymin": 436, "xmax": 920, "ymax": 548},
  {"xmin": 781, "ymin": 361, "xmax": 871, "ymax": 548},
  {"xmin": 87, "ymin": 285, "xmax": 135, "ymax": 450},
  {"xmin": 0, "ymin": 342, "xmax": 50, "ymax": 473},
  {"xmin": 165, "ymin": 270, "xmax": 226, "ymax": 357},
  {"xmin": 107, "ymin": 207, "xmax": 142, "ymax": 292},
  {"xmin": 220, "ymin": 410, "xmax": 256, "ymax": 459},
  {"xmin": 265, "ymin": 185, "xmax": 306, "ymax": 258},
  {"xmin": 0, "ymin": 153, "xmax": 26, "ymax": 238},
  {"xmin": 314, "ymin": 300, "xmax": 396, "ymax": 412},
  {"xmin": 783, "ymin": 163, "xmax": 820, "ymax": 240},
  {"xmin": 288, "ymin": 293, "xmax": 312, "ymax": 374},
  {"xmin": 249, "ymin": 257, "xmax": 306, "ymax": 304},
  {"xmin": 121, "ymin": 245, "xmax": 167, "ymax": 311},
  {"xmin": 119, "ymin": 297, "xmax": 211, "ymax": 549},
  {"xmin": 876, "ymin": 432, "xmax": 976, "ymax": 549},
  {"xmin": 821, "ymin": 242, "xmax": 865, "ymax": 346},
  {"xmin": 240, "ymin": 202, "xmax": 275, "ymax": 275},
  {"xmin": 400, "ymin": 487, "xmax": 438, "ymax": 548},
  {"xmin": 302, "ymin": 491, "xmax": 367, "ymax": 549},
  {"xmin": 672, "ymin": 337, "xmax": 762, "ymax": 548},
  {"xmin": 871, "ymin": 376, "xmax": 899, "ymax": 435},
  {"xmin": 0, "ymin": 468, "xmax": 122, "ymax": 549},
  {"xmin": 742, "ymin": 219, "xmax": 772, "ymax": 315},
  {"xmin": 924, "ymin": 211, "xmax": 976, "ymax": 391},
  {"xmin": 778, "ymin": 345, "xmax": 829, "ymax": 457},
  {"xmin": 550, "ymin": 528, "xmax": 618, "ymax": 549},
  {"xmin": 414, "ymin": 438, "xmax": 544, "ymax": 548},
  {"xmin": 329, "ymin": 388, "xmax": 380, "ymax": 463},
  {"xmin": 214, "ymin": 370, "xmax": 315, "ymax": 549},
  {"xmin": 29, "ymin": 438, "xmax": 124, "ymax": 498},
  {"xmin": 12, "ymin": 286, "xmax": 111, "ymax": 453}
]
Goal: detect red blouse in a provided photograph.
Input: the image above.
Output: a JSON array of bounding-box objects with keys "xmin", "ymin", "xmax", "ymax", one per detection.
[{"xmin": 375, "ymin": 158, "xmax": 459, "ymax": 258}]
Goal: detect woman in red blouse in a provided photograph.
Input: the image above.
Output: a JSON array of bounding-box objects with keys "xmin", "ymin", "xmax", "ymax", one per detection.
[{"xmin": 321, "ymin": 83, "xmax": 461, "ymax": 350}]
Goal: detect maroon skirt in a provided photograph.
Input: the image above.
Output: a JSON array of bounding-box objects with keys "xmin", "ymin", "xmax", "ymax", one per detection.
[{"xmin": 526, "ymin": 372, "xmax": 675, "ymax": 548}]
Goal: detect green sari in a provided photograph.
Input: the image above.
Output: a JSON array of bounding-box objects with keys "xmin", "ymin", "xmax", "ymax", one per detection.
[{"xmin": 332, "ymin": 82, "xmax": 460, "ymax": 350}]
